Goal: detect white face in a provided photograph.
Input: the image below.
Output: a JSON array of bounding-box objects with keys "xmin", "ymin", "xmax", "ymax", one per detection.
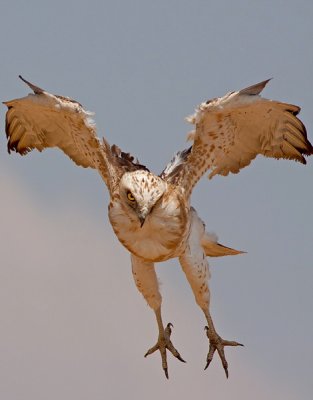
[{"xmin": 119, "ymin": 170, "xmax": 166, "ymax": 226}]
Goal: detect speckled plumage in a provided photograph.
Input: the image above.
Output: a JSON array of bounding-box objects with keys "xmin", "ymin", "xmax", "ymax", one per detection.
[{"xmin": 3, "ymin": 76, "xmax": 312, "ymax": 379}]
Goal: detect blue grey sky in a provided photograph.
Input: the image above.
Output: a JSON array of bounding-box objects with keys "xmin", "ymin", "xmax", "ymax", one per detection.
[{"xmin": 1, "ymin": 1, "xmax": 313, "ymax": 399}]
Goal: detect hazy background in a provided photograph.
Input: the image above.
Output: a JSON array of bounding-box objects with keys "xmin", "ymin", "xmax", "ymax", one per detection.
[{"xmin": 0, "ymin": 1, "xmax": 313, "ymax": 399}]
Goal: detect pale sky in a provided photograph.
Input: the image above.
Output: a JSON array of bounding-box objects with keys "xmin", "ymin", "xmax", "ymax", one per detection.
[{"xmin": 0, "ymin": 1, "xmax": 313, "ymax": 399}]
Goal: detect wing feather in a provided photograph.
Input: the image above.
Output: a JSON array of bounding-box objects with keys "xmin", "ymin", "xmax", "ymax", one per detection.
[
  {"xmin": 179, "ymin": 80, "xmax": 312, "ymax": 195},
  {"xmin": 4, "ymin": 76, "xmax": 113, "ymax": 186},
  {"xmin": 4, "ymin": 76, "xmax": 149, "ymax": 192}
]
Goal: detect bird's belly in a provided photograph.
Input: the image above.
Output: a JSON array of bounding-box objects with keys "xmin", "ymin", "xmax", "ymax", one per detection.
[
  {"xmin": 109, "ymin": 201, "xmax": 189, "ymax": 262},
  {"xmin": 127, "ymin": 217, "xmax": 187, "ymax": 262}
]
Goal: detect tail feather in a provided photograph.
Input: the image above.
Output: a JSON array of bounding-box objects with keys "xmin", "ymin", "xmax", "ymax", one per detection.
[{"xmin": 201, "ymin": 232, "xmax": 245, "ymax": 258}]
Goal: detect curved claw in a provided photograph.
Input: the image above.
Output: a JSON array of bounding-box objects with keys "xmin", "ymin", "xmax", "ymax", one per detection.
[
  {"xmin": 144, "ymin": 344, "xmax": 158, "ymax": 357},
  {"xmin": 165, "ymin": 322, "xmax": 173, "ymax": 336},
  {"xmin": 204, "ymin": 325, "xmax": 243, "ymax": 378},
  {"xmin": 204, "ymin": 342, "xmax": 215, "ymax": 370},
  {"xmin": 176, "ymin": 354, "xmax": 186, "ymax": 363}
]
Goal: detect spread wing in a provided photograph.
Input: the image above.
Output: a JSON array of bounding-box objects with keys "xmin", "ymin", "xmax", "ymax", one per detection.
[
  {"xmin": 173, "ymin": 79, "xmax": 313, "ymax": 196},
  {"xmin": 4, "ymin": 75, "xmax": 113, "ymax": 186},
  {"xmin": 3, "ymin": 76, "xmax": 148, "ymax": 192}
]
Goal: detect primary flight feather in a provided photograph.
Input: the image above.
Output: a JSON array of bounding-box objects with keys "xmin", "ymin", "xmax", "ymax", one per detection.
[{"xmin": 3, "ymin": 76, "xmax": 312, "ymax": 379}]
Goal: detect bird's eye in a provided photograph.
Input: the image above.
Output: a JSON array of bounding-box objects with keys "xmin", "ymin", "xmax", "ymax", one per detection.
[{"xmin": 127, "ymin": 191, "xmax": 135, "ymax": 202}]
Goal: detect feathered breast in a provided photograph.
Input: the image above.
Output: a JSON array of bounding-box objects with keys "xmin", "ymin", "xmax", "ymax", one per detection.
[{"xmin": 108, "ymin": 187, "xmax": 189, "ymax": 262}]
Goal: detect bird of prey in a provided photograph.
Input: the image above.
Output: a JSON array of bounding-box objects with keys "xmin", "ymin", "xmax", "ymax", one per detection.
[{"xmin": 3, "ymin": 76, "xmax": 312, "ymax": 379}]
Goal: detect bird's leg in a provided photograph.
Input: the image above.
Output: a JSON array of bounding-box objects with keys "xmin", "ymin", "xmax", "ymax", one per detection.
[
  {"xmin": 145, "ymin": 307, "xmax": 185, "ymax": 379},
  {"xmin": 179, "ymin": 209, "xmax": 243, "ymax": 378},
  {"xmin": 180, "ymin": 248, "xmax": 243, "ymax": 378},
  {"xmin": 131, "ymin": 254, "xmax": 185, "ymax": 379}
]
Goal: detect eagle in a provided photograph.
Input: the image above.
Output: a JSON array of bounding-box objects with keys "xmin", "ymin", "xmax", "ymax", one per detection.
[{"xmin": 3, "ymin": 76, "xmax": 312, "ymax": 379}]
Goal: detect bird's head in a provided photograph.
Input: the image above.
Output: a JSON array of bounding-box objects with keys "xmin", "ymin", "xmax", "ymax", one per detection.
[{"xmin": 119, "ymin": 170, "xmax": 166, "ymax": 227}]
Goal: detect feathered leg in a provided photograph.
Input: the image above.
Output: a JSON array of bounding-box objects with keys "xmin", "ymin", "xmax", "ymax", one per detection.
[
  {"xmin": 179, "ymin": 209, "xmax": 243, "ymax": 378},
  {"xmin": 131, "ymin": 254, "xmax": 185, "ymax": 379}
]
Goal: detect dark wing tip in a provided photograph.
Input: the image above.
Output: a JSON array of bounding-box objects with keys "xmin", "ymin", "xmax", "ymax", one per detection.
[
  {"xmin": 302, "ymin": 140, "xmax": 313, "ymax": 158},
  {"xmin": 111, "ymin": 144, "xmax": 149, "ymax": 173},
  {"xmin": 284, "ymin": 108, "xmax": 313, "ymax": 163},
  {"xmin": 239, "ymin": 78, "xmax": 272, "ymax": 96},
  {"xmin": 18, "ymin": 75, "xmax": 45, "ymax": 94}
]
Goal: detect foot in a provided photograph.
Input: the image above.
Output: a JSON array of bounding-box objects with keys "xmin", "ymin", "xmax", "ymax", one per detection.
[
  {"xmin": 204, "ymin": 326, "xmax": 243, "ymax": 378},
  {"xmin": 144, "ymin": 323, "xmax": 186, "ymax": 379}
]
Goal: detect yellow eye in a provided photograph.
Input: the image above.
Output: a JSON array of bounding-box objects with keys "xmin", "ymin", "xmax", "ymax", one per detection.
[{"xmin": 127, "ymin": 191, "xmax": 135, "ymax": 202}]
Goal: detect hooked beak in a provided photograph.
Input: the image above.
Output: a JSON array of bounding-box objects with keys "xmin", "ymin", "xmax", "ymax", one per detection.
[{"xmin": 138, "ymin": 207, "xmax": 149, "ymax": 228}]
